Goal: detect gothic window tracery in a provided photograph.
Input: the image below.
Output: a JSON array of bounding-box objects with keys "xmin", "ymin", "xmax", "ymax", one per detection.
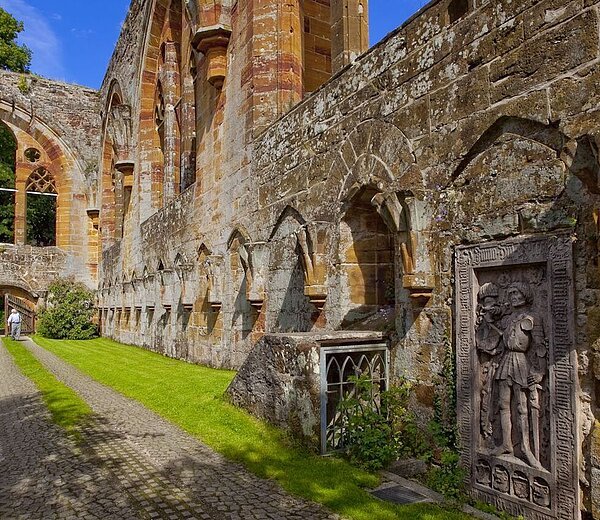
[{"xmin": 26, "ymin": 167, "xmax": 57, "ymax": 194}]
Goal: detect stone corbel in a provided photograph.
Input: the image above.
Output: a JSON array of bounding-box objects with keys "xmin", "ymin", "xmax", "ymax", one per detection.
[
  {"xmin": 114, "ymin": 160, "xmax": 135, "ymax": 189},
  {"xmin": 296, "ymin": 223, "xmax": 331, "ymax": 309},
  {"xmin": 86, "ymin": 208, "xmax": 100, "ymax": 230},
  {"xmin": 205, "ymin": 255, "xmax": 224, "ymax": 309},
  {"xmin": 371, "ymin": 192, "xmax": 435, "ymax": 300},
  {"xmin": 192, "ymin": 24, "xmax": 232, "ymax": 88}
]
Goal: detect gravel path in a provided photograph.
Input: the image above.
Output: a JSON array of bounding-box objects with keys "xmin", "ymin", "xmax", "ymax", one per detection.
[{"xmin": 2, "ymin": 337, "xmax": 339, "ymax": 520}]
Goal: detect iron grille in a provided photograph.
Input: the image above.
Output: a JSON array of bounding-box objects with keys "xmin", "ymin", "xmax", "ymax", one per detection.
[{"xmin": 320, "ymin": 343, "xmax": 389, "ymax": 454}]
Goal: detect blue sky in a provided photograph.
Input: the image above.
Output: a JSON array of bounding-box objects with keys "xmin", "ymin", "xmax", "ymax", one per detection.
[{"xmin": 0, "ymin": 0, "xmax": 429, "ymax": 89}]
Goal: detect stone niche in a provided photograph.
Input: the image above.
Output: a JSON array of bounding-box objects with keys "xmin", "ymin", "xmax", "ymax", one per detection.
[
  {"xmin": 455, "ymin": 234, "xmax": 578, "ymax": 520},
  {"xmin": 227, "ymin": 331, "xmax": 388, "ymax": 451}
]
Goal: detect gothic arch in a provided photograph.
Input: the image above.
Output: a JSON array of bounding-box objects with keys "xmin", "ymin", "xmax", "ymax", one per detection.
[
  {"xmin": 0, "ymin": 99, "xmax": 86, "ymax": 186},
  {"xmin": 327, "ymin": 119, "xmax": 419, "ymax": 206},
  {"xmin": 451, "ymin": 117, "xmax": 573, "ymax": 183},
  {"xmin": 0, "ymin": 99, "xmax": 87, "ymax": 250}
]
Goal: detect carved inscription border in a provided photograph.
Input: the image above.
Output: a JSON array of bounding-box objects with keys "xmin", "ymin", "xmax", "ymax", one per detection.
[{"xmin": 455, "ymin": 235, "xmax": 578, "ymax": 520}]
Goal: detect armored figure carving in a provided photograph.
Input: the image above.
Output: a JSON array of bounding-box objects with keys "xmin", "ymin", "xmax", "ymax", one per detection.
[
  {"xmin": 475, "ymin": 283, "xmax": 504, "ymax": 440},
  {"xmin": 493, "ymin": 281, "xmax": 547, "ymax": 470}
]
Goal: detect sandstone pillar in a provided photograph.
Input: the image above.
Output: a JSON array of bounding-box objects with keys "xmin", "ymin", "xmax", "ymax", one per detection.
[
  {"xmin": 331, "ymin": 0, "xmax": 369, "ymax": 73},
  {"xmin": 250, "ymin": 0, "xmax": 303, "ymax": 135},
  {"xmin": 13, "ymin": 169, "xmax": 27, "ymax": 246},
  {"xmin": 159, "ymin": 41, "xmax": 180, "ymax": 203}
]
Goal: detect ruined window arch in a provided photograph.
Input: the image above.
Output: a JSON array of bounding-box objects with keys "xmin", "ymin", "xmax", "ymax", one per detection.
[
  {"xmin": 25, "ymin": 167, "xmax": 57, "ymax": 247},
  {"xmin": 100, "ymin": 82, "xmax": 134, "ymax": 245},
  {"xmin": 337, "ymin": 185, "xmax": 395, "ymax": 328}
]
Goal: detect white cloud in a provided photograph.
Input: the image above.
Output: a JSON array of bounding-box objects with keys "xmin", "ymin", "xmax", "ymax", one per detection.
[{"xmin": 0, "ymin": 0, "xmax": 66, "ymax": 80}]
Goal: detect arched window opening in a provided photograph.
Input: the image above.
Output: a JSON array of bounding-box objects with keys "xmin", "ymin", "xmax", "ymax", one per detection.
[
  {"xmin": 26, "ymin": 167, "xmax": 57, "ymax": 247},
  {"xmin": 0, "ymin": 121, "xmax": 16, "ymax": 244},
  {"xmin": 339, "ymin": 186, "xmax": 395, "ymax": 328},
  {"xmin": 302, "ymin": 0, "xmax": 333, "ymax": 95},
  {"xmin": 448, "ymin": 0, "xmax": 469, "ymax": 23}
]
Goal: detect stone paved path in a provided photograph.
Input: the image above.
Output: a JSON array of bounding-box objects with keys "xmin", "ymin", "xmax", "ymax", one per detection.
[{"xmin": 0, "ymin": 338, "xmax": 339, "ymax": 520}]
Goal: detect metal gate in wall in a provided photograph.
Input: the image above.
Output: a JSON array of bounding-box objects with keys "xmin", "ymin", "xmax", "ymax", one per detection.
[{"xmin": 320, "ymin": 343, "xmax": 389, "ymax": 454}]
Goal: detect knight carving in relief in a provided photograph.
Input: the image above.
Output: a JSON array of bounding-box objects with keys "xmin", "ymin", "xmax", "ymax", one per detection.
[{"xmin": 475, "ymin": 278, "xmax": 548, "ymax": 471}]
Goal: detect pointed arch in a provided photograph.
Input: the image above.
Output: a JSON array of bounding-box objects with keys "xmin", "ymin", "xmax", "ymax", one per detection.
[{"xmin": 451, "ymin": 117, "xmax": 570, "ymax": 182}]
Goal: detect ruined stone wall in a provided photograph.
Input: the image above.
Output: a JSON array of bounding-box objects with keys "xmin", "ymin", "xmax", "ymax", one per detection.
[
  {"xmin": 99, "ymin": 0, "xmax": 600, "ymax": 515},
  {"xmin": 0, "ymin": 71, "xmax": 101, "ymax": 294},
  {"xmin": 246, "ymin": 0, "xmax": 600, "ymax": 516},
  {"xmin": 0, "ymin": 71, "xmax": 100, "ymax": 177}
]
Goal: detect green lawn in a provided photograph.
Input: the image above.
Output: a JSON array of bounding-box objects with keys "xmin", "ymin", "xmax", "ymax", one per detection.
[
  {"xmin": 2, "ymin": 337, "xmax": 92, "ymax": 437},
  {"xmin": 32, "ymin": 336, "xmax": 471, "ymax": 520}
]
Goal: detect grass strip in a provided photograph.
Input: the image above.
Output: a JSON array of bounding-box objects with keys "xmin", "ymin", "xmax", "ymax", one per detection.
[
  {"xmin": 33, "ymin": 336, "xmax": 471, "ymax": 520},
  {"xmin": 2, "ymin": 337, "xmax": 92, "ymax": 436}
]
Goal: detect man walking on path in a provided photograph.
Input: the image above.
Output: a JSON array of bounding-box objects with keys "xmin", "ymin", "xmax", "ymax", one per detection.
[{"xmin": 7, "ymin": 309, "xmax": 21, "ymax": 340}]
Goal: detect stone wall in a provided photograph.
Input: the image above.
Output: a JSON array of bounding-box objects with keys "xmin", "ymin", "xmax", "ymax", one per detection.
[
  {"xmin": 98, "ymin": 0, "xmax": 600, "ymax": 516},
  {"xmin": 0, "ymin": 71, "xmax": 101, "ymax": 301}
]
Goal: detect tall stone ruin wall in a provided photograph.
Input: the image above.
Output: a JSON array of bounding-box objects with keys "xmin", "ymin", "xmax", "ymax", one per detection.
[
  {"xmin": 0, "ymin": 71, "xmax": 101, "ymax": 295},
  {"xmin": 99, "ymin": 0, "xmax": 600, "ymax": 516}
]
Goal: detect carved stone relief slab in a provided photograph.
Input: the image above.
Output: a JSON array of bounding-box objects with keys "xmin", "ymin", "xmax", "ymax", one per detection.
[{"xmin": 455, "ymin": 235, "xmax": 578, "ymax": 520}]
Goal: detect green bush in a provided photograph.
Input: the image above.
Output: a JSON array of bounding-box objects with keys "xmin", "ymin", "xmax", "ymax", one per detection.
[
  {"xmin": 426, "ymin": 449, "xmax": 466, "ymax": 501},
  {"xmin": 37, "ymin": 279, "xmax": 97, "ymax": 340},
  {"xmin": 340, "ymin": 375, "xmax": 422, "ymax": 471}
]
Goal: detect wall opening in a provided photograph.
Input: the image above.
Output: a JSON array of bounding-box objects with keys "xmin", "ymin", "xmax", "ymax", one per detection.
[
  {"xmin": 302, "ymin": 0, "xmax": 332, "ymax": 95},
  {"xmin": 448, "ymin": 0, "xmax": 469, "ymax": 23},
  {"xmin": 320, "ymin": 343, "xmax": 388, "ymax": 454},
  {"xmin": 339, "ymin": 186, "xmax": 395, "ymax": 328},
  {"xmin": 25, "ymin": 167, "xmax": 57, "ymax": 246},
  {"xmin": 0, "ymin": 121, "xmax": 16, "ymax": 244}
]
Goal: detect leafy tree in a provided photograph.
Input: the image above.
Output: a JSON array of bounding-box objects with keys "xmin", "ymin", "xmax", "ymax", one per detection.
[
  {"xmin": 27, "ymin": 193, "xmax": 56, "ymax": 246},
  {"xmin": 0, "ymin": 8, "xmax": 31, "ymax": 73},
  {"xmin": 0, "ymin": 7, "xmax": 32, "ymax": 242},
  {"xmin": 37, "ymin": 279, "xmax": 98, "ymax": 340}
]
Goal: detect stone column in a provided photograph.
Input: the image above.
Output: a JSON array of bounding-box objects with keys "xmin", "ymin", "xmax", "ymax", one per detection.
[
  {"xmin": 13, "ymin": 164, "xmax": 28, "ymax": 246},
  {"xmin": 159, "ymin": 41, "xmax": 180, "ymax": 204},
  {"xmin": 250, "ymin": 0, "xmax": 303, "ymax": 135},
  {"xmin": 331, "ymin": 0, "xmax": 369, "ymax": 73}
]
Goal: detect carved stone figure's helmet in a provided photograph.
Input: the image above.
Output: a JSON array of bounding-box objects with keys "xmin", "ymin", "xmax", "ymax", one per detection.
[
  {"xmin": 508, "ymin": 281, "xmax": 533, "ymax": 305},
  {"xmin": 477, "ymin": 282, "xmax": 499, "ymax": 303}
]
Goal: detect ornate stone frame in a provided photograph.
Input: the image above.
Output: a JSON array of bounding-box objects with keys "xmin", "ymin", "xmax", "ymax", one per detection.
[{"xmin": 455, "ymin": 234, "xmax": 578, "ymax": 520}]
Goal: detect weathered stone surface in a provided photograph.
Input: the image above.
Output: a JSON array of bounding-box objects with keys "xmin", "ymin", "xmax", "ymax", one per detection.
[{"xmin": 4, "ymin": 0, "xmax": 599, "ymax": 517}]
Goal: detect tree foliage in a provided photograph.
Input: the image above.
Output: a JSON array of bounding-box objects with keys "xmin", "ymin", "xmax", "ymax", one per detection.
[
  {"xmin": 37, "ymin": 279, "xmax": 98, "ymax": 340},
  {"xmin": 0, "ymin": 8, "xmax": 31, "ymax": 73},
  {"xmin": 0, "ymin": 122, "xmax": 15, "ymax": 243},
  {"xmin": 0, "ymin": 7, "xmax": 30, "ymax": 242},
  {"xmin": 27, "ymin": 193, "xmax": 56, "ymax": 246}
]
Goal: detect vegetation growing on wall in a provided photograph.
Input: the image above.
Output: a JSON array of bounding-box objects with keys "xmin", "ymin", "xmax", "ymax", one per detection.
[
  {"xmin": 37, "ymin": 279, "xmax": 98, "ymax": 340},
  {"xmin": 340, "ymin": 340, "xmax": 466, "ymax": 501}
]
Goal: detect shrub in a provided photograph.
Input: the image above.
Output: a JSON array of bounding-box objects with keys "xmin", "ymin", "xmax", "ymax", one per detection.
[
  {"xmin": 340, "ymin": 375, "xmax": 422, "ymax": 471},
  {"xmin": 426, "ymin": 449, "xmax": 466, "ymax": 501},
  {"xmin": 37, "ymin": 278, "xmax": 97, "ymax": 340}
]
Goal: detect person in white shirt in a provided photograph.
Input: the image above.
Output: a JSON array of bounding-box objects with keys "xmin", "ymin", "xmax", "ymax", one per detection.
[{"xmin": 7, "ymin": 309, "xmax": 21, "ymax": 340}]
